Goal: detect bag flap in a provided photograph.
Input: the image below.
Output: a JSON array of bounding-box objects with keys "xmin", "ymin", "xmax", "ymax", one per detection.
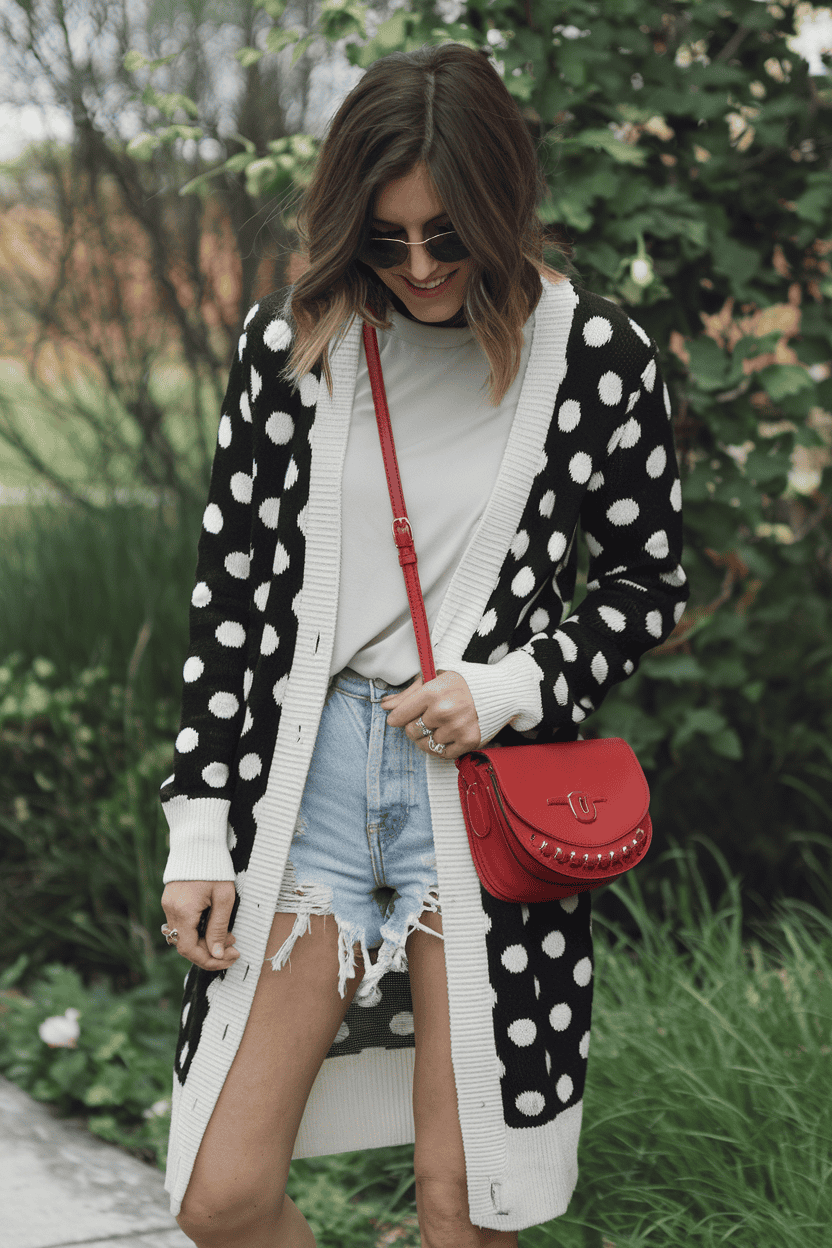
[{"xmin": 476, "ymin": 738, "xmax": 649, "ymax": 851}]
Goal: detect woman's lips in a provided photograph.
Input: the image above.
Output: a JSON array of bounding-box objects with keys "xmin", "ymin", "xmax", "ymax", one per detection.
[{"xmin": 400, "ymin": 270, "xmax": 458, "ymax": 298}]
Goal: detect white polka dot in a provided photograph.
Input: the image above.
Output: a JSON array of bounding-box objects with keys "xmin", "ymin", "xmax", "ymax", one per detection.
[
  {"xmin": 191, "ymin": 582, "xmax": 211, "ymax": 608},
  {"xmin": 203, "ymin": 503, "xmax": 223, "ymax": 534},
  {"xmin": 498, "ymin": 1059, "xmax": 506, "ymax": 1078},
  {"xmin": 284, "ymin": 457, "xmax": 299, "ymax": 489},
  {"xmin": 591, "ymin": 651, "xmax": 608, "ymax": 684},
  {"xmin": 296, "ymin": 504, "xmax": 308, "ymax": 536},
  {"xmin": 251, "ymin": 367, "xmax": 262, "ymax": 400},
  {"xmin": 176, "ymin": 727, "xmax": 198, "ymax": 753},
  {"xmin": 512, "ymin": 567, "xmax": 535, "ymax": 598},
  {"xmin": 569, "ymin": 452, "xmax": 592, "ymax": 484},
  {"xmin": 203, "ymin": 760, "xmax": 230, "ymax": 789},
  {"xmin": 209, "ymin": 692, "xmax": 239, "ymax": 719},
  {"xmin": 554, "ymin": 673, "xmax": 568, "ymax": 705},
  {"xmin": 333, "ymin": 1022, "xmax": 349, "ymax": 1043},
  {"xmin": 558, "ymin": 399, "xmax": 581, "ymax": 431},
  {"xmin": 539, "ymin": 490, "xmax": 555, "ymax": 518},
  {"xmin": 642, "ymin": 357, "xmax": 657, "ymax": 392},
  {"xmin": 529, "ymin": 608, "xmax": 550, "ymax": 632},
  {"xmin": 674, "ymin": 599, "xmax": 686, "ymax": 623},
  {"xmin": 588, "ymin": 471, "xmax": 604, "ymax": 492},
  {"xmin": 489, "ymin": 643, "xmax": 509, "ymax": 664},
  {"xmin": 243, "ymin": 668, "xmax": 254, "ymax": 700},
  {"xmin": 534, "ymin": 978, "xmax": 541, "ymax": 1000},
  {"xmin": 646, "ymin": 446, "xmax": 667, "ymax": 478},
  {"xmin": 272, "ymin": 675, "xmax": 288, "ymax": 705},
  {"xmin": 240, "ymin": 391, "xmax": 251, "ymax": 423},
  {"xmin": 477, "ymin": 608, "xmax": 498, "ymax": 636},
  {"xmin": 183, "ymin": 656, "xmax": 204, "ymax": 682},
  {"xmin": 508, "ymin": 1018, "xmax": 537, "ymax": 1047},
  {"xmin": 490, "ymin": 985, "xmax": 499, "ymax": 1008},
  {"xmin": 579, "ymin": 1031, "xmax": 590, "ymax": 1059},
  {"xmin": 623, "ymin": 659, "xmax": 634, "ymax": 675},
  {"xmin": 510, "ymin": 529, "xmax": 530, "ymax": 558},
  {"xmin": 292, "ymin": 590, "xmax": 303, "ymax": 618},
  {"xmin": 542, "ymin": 930, "xmax": 566, "ymax": 959},
  {"xmin": 263, "ymin": 318, "xmax": 292, "ymax": 351},
  {"xmin": 216, "ymin": 620, "xmax": 246, "ymax": 647},
  {"xmin": 549, "ymin": 1003, "xmax": 571, "ymax": 1032},
  {"xmin": 273, "ymin": 542, "xmax": 290, "ymax": 575},
  {"xmin": 554, "ymin": 630, "xmax": 577, "ymax": 662},
  {"xmin": 259, "ymin": 497, "xmax": 280, "ymax": 529},
  {"xmin": 179, "ymin": 1041, "xmax": 189, "ymax": 1066},
  {"xmin": 560, "ymin": 894, "xmax": 578, "ymax": 913},
  {"xmin": 181, "ymin": 1001, "xmax": 190, "ymax": 1027},
  {"xmin": 645, "ymin": 529, "xmax": 670, "ymax": 559},
  {"xmin": 583, "ymin": 316, "xmax": 613, "ymax": 347},
  {"xmin": 299, "ymin": 372, "xmax": 319, "ymax": 406},
  {"xmin": 629, "ymin": 316, "xmax": 651, "ymax": 347},
  {"xmin": 572, "ymin": 705, "xmax": 586, "ymax": 722},
  {"xmin": 548, "ymin": 530, "xmax": 568, "ymax": 563},
  {"xmin": 230, "ymin": 472, "xmax": 253, "ymax": 504},
  {"xmin": 243, "ymin": 302, "xmax": 259, "ymax": 328},
  {"xmin": 536, "ymin": 451, "xmax": 548, "ymax": 475},
  {"xmin": 239, "ymin": 753, "xmax": 262, "ymax": 780},
  {"xmin": 266, "ymin": 411, "xmax": 294, "ymax": 445},
  {"xmin": 225, "ymin": 551, "xmax": 250, "ymax": 579},
  {"xmin": 670, "ymin": 479, "xmax": 682, "ymax": 512},
  {"xmin": 626, "ymin": 389, "xmax": 640, "ymax": 413},
  {"xmin": 253, "ymin": 581, "xmax": 270, "ymax": 612},
  {"xmin": 661, "ymin": 564, "xmax": 687, "ymax": 587},
  {"xmin": 664, "ymin": 382, "xmax": 672, "ymax": 416},
  {"xmin": 598, "ymin": 371, "xmax": 623, "ymax": 406},
  {"xmin": 545, "ymin": 1050, "xmax": 551, "ymax": 1074},
  {"xmin": 556, "ymin": 1074, "xmax": 574, "ymax": 1103},
  {"xmin": 620, "ymin": 417, "xmax": 641, "ymax": 448},
  {"xmin": 646, "ymin": 610, "xmax": 663, "ymax": 638},
  {"xmin": 261, "ymin": 624, "xmax": 279, "ymax": 655},
  {"xmin": 501, "ymin": 944, "xmax": 529, "ymax": 973},
  {"xmin": 217, "ymin": 414, "xmax": 232, "ymax": 448},
  {"xmin": 389, "ymin": 1011, "xmax": 414, "ymax": 1035},
  {"xmin": 241, "ymin": 707, "xmax": 253, "ymax": 735},
  {"xmin": 573, "ymin": 956, "xmax": 593, "ymax": 986},
  {"xmin": 237, "ymin": 332, "xmax": 247, "ymax": 362},
  {"xmin": 515, "ymin": 1091, "xmax": 546, "ymax": 1117},
  {"xmin": 607, "ymin": 498, "xmax": 640, "ymax": 526},
  {"xmin": 598, "ymin": 605, "xmax": 626, "ymax": 632}
]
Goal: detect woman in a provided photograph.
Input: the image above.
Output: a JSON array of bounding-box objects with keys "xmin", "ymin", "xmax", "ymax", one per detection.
[{"xmin": 159, "ymin": 42, "xmax": 688, "ymax": 1248}]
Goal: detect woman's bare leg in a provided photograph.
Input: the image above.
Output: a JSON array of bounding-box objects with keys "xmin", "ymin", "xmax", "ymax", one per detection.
[
  {"xmin": 409, "ymin": 909, "xmax": 519, "ymax": 1248},
  {"xmin": 176, "ymin": 910, "xmax": 366, "ymax": 1248}
]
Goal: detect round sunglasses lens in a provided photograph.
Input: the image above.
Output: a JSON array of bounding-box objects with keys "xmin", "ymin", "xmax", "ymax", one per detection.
[
  {"xmin": 361, "ymin": 238, "xmax": 406, "ymax": 269},
  {"xmin": 427, "ymin": 232, "xmax": 470, "ymax": 263}
]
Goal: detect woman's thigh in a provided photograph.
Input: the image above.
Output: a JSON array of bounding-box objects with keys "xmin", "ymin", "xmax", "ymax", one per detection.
[{"xmin": 180, "ymin": 909, "xmax": 366, "ymax": 1225}]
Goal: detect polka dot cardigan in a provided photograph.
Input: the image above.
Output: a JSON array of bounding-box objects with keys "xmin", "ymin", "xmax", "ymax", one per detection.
[{"xmin": 159, "ymin": 277, "xmax": 688, "ymax": 1230}]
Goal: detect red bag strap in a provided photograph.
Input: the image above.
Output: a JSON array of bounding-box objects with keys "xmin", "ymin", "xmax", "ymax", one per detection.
[{"xmin": 362, "ymin": 322, "xmax": 437, "ymax": 684}]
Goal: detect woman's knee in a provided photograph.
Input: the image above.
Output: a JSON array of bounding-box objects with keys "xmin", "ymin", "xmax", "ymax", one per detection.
[{"xmin": 177, "ymin": 1181, "xmax": 283, "ymax": 1246}]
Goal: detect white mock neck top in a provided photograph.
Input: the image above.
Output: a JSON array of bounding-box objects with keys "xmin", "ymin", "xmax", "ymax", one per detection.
[{"xmin": 332, "ymin": 307, "xmax": 535, "ymax": 683}]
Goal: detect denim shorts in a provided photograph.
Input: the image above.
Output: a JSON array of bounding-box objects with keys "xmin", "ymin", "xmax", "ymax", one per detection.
[{"xmin": 270, "ymin": 668, "xmax": 442, "ymax": 1004}]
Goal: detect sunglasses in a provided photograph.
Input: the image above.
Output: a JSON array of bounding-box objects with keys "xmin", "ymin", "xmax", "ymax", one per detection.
[{"xmin": 359, "ymin": 228, "xmax": 471, "ymax": 270}]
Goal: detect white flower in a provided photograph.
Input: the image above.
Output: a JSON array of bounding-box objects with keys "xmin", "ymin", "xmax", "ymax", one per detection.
[
  {"xmin": 630, "ymin": 257, "xmax": 653, "ymax": 287},
  {"xmin": 143, "ymin": 1098, "xmax": 172, "ymax": 1120},
  {"xmin": 38, "ymin": 1008, "xmax": 80, "ymax": 1048}
]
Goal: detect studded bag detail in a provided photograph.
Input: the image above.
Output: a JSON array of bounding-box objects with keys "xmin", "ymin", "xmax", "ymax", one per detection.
[{"xmin": 363, "ymin": 322, "xmax": 652, "ymax": 902}]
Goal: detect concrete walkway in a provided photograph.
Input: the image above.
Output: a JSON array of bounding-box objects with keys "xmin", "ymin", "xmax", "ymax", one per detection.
[{"xmin": 0, "ymin": 1076, "xmax": 191, "ymax": 1248}]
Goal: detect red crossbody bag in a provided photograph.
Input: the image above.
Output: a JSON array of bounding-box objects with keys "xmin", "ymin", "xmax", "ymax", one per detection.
[{"xmin": 363, "ymin": 322, "xmax": 651, "ymax": 902}]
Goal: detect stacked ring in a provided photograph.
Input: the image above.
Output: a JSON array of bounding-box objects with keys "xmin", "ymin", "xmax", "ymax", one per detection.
[
  {"xmin": 161, "ymin": 923, "xmax": 179, "ymax": 946},
  {"xmin": 428, "ymin": 735, "xmax": 446, "ymax": 755},
  {"xmin": 416, "ymin": 716, "xmax": 432, "ymax": 738}
]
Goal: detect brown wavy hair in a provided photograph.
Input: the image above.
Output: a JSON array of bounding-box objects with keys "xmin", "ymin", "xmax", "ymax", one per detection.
[{"xmin": 282, "ymin": 42, "xmax": 566, "ymax": 405}]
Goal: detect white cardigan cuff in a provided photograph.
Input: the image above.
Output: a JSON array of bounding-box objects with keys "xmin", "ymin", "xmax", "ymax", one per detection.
[
  {"xmin": 161, "ymin": 795, "xmax": 236, "ymax": 883},
  {"xmin": 446, "ymin": 650, "xmax": 543, "ymax": 746}
]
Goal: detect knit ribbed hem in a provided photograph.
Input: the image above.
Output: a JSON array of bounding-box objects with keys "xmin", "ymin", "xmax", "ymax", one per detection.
[
  {"xmin": 161, "ymin": 795, "xmax": 235, "ymax": 883},
  {"xmin": 448, "ymin": 649, "xmax": 543, "ymax": 744}
]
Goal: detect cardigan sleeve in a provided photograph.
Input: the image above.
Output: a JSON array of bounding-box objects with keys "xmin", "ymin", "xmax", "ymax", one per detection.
[
  {"xmin": 159, "ymin": 311, "xmax": 259, "ymax": 883},
  {"xmin": 450, "ymin": 341, "xmax": 689, "ymax": 744}
]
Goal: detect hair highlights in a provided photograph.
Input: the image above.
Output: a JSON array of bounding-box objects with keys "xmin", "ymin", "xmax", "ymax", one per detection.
[{"xmin": 282, "ymin": 43, "xmax": 566, "ymax": 404}]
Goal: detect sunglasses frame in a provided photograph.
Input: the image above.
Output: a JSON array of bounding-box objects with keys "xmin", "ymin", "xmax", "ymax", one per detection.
[{"xmin": 359, "ymin": 228, "xmax": 471, "ymax": 270}]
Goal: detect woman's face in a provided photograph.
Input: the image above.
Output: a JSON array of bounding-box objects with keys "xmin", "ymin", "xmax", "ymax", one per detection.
[{"xmin": 365, "ymin": 162, "xmax": 472, "ymax": 323}]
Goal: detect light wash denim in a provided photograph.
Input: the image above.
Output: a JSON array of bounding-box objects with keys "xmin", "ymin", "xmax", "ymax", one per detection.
[{"xmin": 270, "ymin": 668, "xmax": 442, "ymax": 1003}]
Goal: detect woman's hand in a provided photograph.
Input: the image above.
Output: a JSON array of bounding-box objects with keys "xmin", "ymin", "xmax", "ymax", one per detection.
[
  {"xmin": 381, "ymin": 670, "xmax": 480, "ymax": 760},
  {"xmin": 161, "ymin": 880, "xmax": 240, "ymax": 971}
]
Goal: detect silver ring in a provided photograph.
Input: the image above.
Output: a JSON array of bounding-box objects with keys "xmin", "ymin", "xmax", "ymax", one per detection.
[
  {"xmin": 428, "ymin": 734, "xmax": 446, "ymax": 755},
  {"xmin": 161, "ymin": 924, "xmax": 179, "ymax": 946},
  {"xmin": 416, "ymin": 716, "xmax": 432, "ymax": 738}
]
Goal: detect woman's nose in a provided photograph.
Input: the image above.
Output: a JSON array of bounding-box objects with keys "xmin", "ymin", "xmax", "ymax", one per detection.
[{"xmin": 405, "ymin": 240, "xmax": 435, "ymax": 281}]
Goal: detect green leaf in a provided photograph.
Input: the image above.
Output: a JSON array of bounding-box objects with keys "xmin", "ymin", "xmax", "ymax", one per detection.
[
  {"xmin": 265, "ymin": 26, "xmax": 304, "ymax": 54},
  {"xmin": 236, "ymin": 47, "xmax": 264, "ymax": 68},
  {"xmin": 123, "ymin": 49, "xmax": 178, "ymax": 75},
  {"xmin": 686, "ymin": 337, "xmax": 732, "ymax": 390},
  {"xmin": 710, "ymin": 233, "xmax": 759, "ymax": 288},
  {"xmin": 564, "ymin": 129, "xmax": 648, "ymax": 166},
  {"xmin": 710, "ymin": 728, "xmax": 743, "ymax": 759},
  {"xmin": 758, "ymin": 365, "xmax": 815, "ymax": 403},
  {"xmin": 792, "ymin": 177, "xmax": 832, "ymax": 226}
]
